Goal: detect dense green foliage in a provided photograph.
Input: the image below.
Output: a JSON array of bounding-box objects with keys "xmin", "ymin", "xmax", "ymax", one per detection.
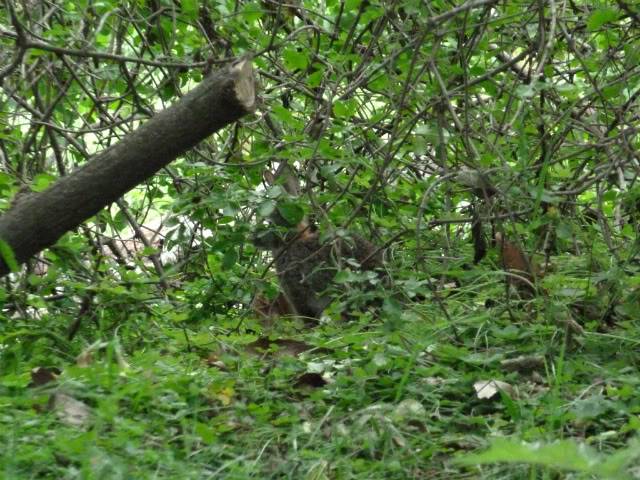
[{"xmin": 2, "ymin": 0, "xmax": 640, "ymax": 478}]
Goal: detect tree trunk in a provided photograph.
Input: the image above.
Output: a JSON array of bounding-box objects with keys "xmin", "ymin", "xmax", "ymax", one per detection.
[{"xmin": 0, "ymin": 59, "xmax": 255, "ymax": 277}]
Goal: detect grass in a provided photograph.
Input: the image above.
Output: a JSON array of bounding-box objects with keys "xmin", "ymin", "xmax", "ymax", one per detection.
[{"xmin": 2, "ymin": 268, "xmax": 640, "ymax": 479}]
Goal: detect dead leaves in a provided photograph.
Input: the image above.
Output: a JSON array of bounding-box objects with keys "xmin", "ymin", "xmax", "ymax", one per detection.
[
  {"xmin": 472, "ymin": 353, "xmax": 551, "ymax": 405},
  {"xmin": 245, "ymin": 337, "xmax": 333, "ymax": 392},
  {"xmin": 29, "ymin": 367, "xmax": 92, "ymax": 429},
  {"xmin": 26, "ymin": 341, "xmax": 131, "ymax": 430},
  {"xmin": 29, "ymin": 366, "xmax": 60, "ymax": 387},
  {"xmin": 473, "ymin": 379, "xmax": 515, "ymax": 400}
]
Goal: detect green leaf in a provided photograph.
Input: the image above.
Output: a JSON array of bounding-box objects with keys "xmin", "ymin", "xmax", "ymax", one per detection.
[
  {"xmin": 258, "ymin": 200, "xmax": 276, "ymax": 218},
  {"xmin": 602, "ymin": 83, "xmax": 623, "ymax": 99},
  {"xmin": 276, "ymin": 201, "xmax": 304, "ymax": 225},
  {"xmin": 194, "ymin": 421, "xmax": 217, "ymax": 444},
  {"xmin": 499, "ymin": 390, "xmax": 521, "ymax": 420},
  {"xmin": 587, "ymin": 7, "xmax": 619, "ymax": 31},
  {"xmin": 569, "ymin": 395, "xmax": 612, "ymax": 420},
  {"xmin": 0, "ymin": 173, "xmax": 14, "ymax": 189},
  {"xmin": 141, "ymin": 246, "xmax": 160, "ymax": 256},
  {"xmin": 556, "ymin": 221, "xmax": 573, "ymax": 240},
  {"xmin": 515, "ymin": 84, "xmax": 535, "ymax": 98},
  {"xmin": 242, "ymin": 2, "xmax": 263, "ymax": 23},
  {"xmin": 455, "ymin": 438, "xmax": 595, "ymax": 472},
  {"xmin": 308, "ymin": 67, "xmax": 324, "ymax": 88},
  {"xmin": 345, "ymin": 0, "xmax": 362, "ymax": 10},
  {"xmin": 362, "ymin": 4, "xmax": 384, "ymax": 22},
  {"xmin": 283, "ymin": 47, "xmax": 309, "ymax": 71},
  {"xmin": 112, "ymin": 210, "xmax": 128, "ymax": 232},
  {"xmin": 369, "ymin": 73, "xmax": 389, "ymax": 90},
  {"xmin": 271, "ymin": 105, "xmax": 297, "ymax": 127},
  {"xmin": 169, "ymin": 311, "xmax": 189, "ymax": 323},
  {"xmin": 457, "ymin": 437, "xmax": 639, "ymax": 479},
  {"xmin": 333, "ymin": 99, "xmax": 357, "ymax": 118},
  {"xmin": 206, "ymin": 253, "xmax": 219, "ymax": 272},
  {"xmin": 222, "ymin": 248, "xmax": 238, "ymax": 270},
  {"xmin": 31, "ymin": 173, "xmax": 56, "ymax": 192},
  {"xmin": 0, "ymin": 239, "xmax": 18, "ymax": 272}
]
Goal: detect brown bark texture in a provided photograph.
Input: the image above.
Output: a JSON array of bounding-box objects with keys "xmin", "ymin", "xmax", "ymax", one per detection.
[{"xmin": 0, "ymin": 60, "xmax": 255, "ymax": 277}]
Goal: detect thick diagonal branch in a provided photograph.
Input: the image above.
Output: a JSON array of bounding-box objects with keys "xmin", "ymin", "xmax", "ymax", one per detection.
[{"xmin": 0, "ymin": 59, "xmax": 255, "ymax": 276}]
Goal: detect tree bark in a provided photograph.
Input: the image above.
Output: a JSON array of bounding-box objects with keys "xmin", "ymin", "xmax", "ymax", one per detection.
[{"xmin": 0, "ymin": 59, "xmax": 255, "ymax": 277}]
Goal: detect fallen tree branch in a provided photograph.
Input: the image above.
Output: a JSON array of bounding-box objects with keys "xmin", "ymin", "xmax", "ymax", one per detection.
[{"xmin": 0, "ymin": 59, "xmax": 255, "ymax": 277}]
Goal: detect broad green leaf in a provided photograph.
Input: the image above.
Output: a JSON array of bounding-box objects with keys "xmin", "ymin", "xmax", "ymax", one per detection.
[
  {"xmin": 308, "ymin": 68, "xmax": 324, "ymax": 88},
  {"xmin": 222, "ymin": 248, "xmax": 238, "ymax": 270},
  {"xmin": 242, "ymin": 2, "xmax": 263, "ymax": 23},
  {"xmin": 283, "ymin": 47, "xmax": 309, "ymax": 71},
  {"xmin": 276, "ymin": 201, "xmax": 304, "ymax": 226},
  {"xmin": 587, "ymin": 7, "xmax": 619, "ymax": 31},
  {"xmin": 457, "ymin": 437, "xmax": 640, "ymax": 479},
  {"xmin": 456, "ymin": 438, "xmax": 596, "ymax": 472},
  {"xmin": 31, "ymin": 173, "xmax": 56, "ymax": 192},
  {"xmin": 258, "ymin": 200, "xmax": 276, "ymax": 218},
  {"xmin": 333, "ymin": 100, "xmax": 357, "ymax": 118},
  {"xmin": 0, "ymin": 239, "xmax": 18, "ymax": 272}
]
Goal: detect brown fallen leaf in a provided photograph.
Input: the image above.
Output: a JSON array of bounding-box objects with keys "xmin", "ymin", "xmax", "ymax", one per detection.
[
  {"xmin": 28, "ymin": 367, "xmax": 60, "ymax": 387},
  {"xmin": 473, "ymin": 379, "xmax": 515, "ymax": 399}
]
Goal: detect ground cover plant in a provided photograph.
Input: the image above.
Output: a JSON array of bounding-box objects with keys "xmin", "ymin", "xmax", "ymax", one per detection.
[{"xmin": 2, "ymin": 0, "xmax": 640, "ymax": 478}]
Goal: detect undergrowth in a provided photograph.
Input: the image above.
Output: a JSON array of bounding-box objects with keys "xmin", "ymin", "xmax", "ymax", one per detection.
[{"xmin": 2, "ymin": 250, "xmax": 640, "ymax": 479}]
